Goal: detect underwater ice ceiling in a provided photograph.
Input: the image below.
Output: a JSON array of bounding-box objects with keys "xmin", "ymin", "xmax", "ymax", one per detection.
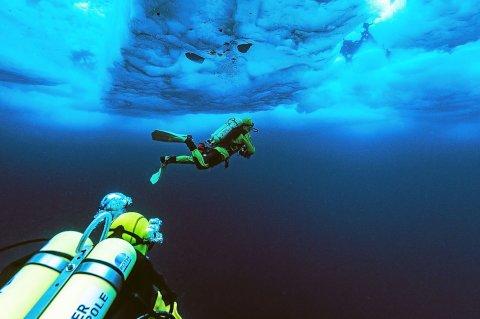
[{"xmin": 0, "ymin": 0, "xmax": 479, "ymax": 124}]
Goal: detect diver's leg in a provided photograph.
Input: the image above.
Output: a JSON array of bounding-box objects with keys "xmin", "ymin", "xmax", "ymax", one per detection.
[
  {"xmin": 190, "ymin": 150, "xmax": 209, "ymax": 170},
  {"xmin": 181, "ymin": 136, "xmax": 209, "ymax": 169},
  {"xmin": 174, "ymin": 155, "xmax": 196, "ymax": 164},
  {"xmin": 151, "ymin": 155, "xmax": 195, "ymax": 185},
  {"xmin": 161, "ymin": 155, "xmax": 195, "ymax": 165},
  {"xmin": 185, "ymin": 136, "xmax": 196, "ymax": 151},
  {"xmin": 166, "ymin": 153, "xmax": 208, "ymax": 170},
  {"xmin": 203, "ymin": 150, "xmax": 226, "ymax": 167}
]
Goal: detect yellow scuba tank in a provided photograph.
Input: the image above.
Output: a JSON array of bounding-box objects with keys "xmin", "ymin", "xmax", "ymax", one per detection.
[
  {"xmin": 0, "ymin": 231, "xmax": 91, "ymax": 319},
  {"xmin": 37, "ymin": 237, "xmax": 137, "ymax": 319},
  {"xmin": 22, "ymin": 193, "xmax": 137, "ymax": 319},
  {"xmin": 1, "ymin": 193, "xmax": 139, "ymax": 319}
]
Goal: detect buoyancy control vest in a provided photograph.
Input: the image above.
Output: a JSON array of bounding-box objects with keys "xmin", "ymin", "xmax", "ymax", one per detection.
[{"xmin": 0, "ymin": 213, "xmax": 137, "ymax": 319}]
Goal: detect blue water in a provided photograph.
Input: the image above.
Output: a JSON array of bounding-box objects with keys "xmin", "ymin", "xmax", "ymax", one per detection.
[
  {"xmin": 1, "ymin": 116, "xmax": 479, "ymax": 319},
  {"xmin": 1, "ymin": 1, "xmax": 480, "ymax": 318}
]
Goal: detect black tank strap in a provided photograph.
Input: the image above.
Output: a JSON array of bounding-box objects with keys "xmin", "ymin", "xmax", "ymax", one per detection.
[
  {"xmin": 218, "ymin": 126, "xmax": 243, "ymax": 148},
  {"xmin": 39, "ymin": 249, "xmax": 74, "ymax": 261}
]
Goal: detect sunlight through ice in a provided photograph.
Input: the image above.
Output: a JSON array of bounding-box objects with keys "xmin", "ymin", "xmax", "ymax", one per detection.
[
  {"xmin": 369, "ymin": 0, "xmax": 407, "ymax": 22},
  {"xmin": 74, "ymin": 1, "xmax": 106, "ymax": 17}
]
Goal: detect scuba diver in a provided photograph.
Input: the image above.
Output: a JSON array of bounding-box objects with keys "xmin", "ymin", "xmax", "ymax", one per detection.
[
  {"xmin": 0, "ymin": 192, "xmax": 182, "ymax": 319},
  {"xmin": 150, "ymin": 117, "xmax": 256, "ymax": 184},
  {"xmin": 106, "ymin": 211, "xmax": 181, "ymax": 319}
]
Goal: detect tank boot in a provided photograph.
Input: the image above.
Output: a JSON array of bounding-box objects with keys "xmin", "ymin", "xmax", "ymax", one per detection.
[{"xmin": 160, "ymin": 156, "xmax": 176, "ymax": 167}]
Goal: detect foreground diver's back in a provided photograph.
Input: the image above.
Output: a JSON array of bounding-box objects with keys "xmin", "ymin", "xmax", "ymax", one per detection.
[
  {"xmin": 105, "ymin": 212, "xmax": 180, "ymax": 319},
  {"xmin": 0, "ymin": 192, "xmax": 181, "ymax": 319}
]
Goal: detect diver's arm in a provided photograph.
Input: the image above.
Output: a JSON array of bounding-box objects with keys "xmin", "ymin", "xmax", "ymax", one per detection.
[
  {"xmin": 151, "ymin": 267, "xmax": 177, "ymax": 305},
  {"xmin": 241, "ymin": 133, "xmax": 255, "ymax": 156}
]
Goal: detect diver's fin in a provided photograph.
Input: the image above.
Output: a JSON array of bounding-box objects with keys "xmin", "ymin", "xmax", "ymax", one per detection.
[
  {"xmin": 150, "ymin": 165, "xmax": 165, "ymax": 185},
  {"xmin": 151, "ymin": 130, "xmax": 188, "ymax": 143}
]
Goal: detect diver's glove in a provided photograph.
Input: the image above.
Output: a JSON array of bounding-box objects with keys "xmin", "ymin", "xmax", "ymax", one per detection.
[{"xmin": 238, "ymin": 146, "xmax": 251, "ymax": 158}]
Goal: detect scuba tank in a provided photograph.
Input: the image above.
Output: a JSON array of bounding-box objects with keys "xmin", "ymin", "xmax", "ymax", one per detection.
[
  {"xmin": 0, "ymin": 231, "xmax": 91, "ymax": 319},
  {"xmin": 207, "ymin": 117, "xmax": 242, "ymax": 146},
  {"xmin": 0, "ymin": 192, "xmax": 137, "ymax": 319},
  {"xmin": 36, "ymin": 237, "xmax": 136, "ymax": 319}
]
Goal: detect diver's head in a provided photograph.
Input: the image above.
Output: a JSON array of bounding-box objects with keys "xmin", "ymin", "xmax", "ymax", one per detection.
[
  {"xmin": 241, "ymin": 118, "xmax": 254, "ymax": 133},
  {"xmin": 108, "ymin": 212, "xmax": 163, "ymax": 255}
]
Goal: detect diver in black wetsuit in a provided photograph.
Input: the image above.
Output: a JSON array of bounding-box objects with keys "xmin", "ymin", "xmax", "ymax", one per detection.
[
  {"xmin": 105, "ymin": 212, "xmax": 181, "ymax": 319},
  {"xmin": 160, "ymin": 117, "xmax": 256, "ymax": 170},
  {"xmin": 0, "ymin": 193, "xmax": 182, "ymax": 319}
]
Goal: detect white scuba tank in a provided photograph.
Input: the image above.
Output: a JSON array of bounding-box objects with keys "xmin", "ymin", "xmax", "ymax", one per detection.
[
  {"xmin": 36, "ymin": 237, "xmax": 137, "ymax": 319},
  {"xmin": 0, "ymin": 231, "xmax": 91, "ymax": 319},
  {"xmin": 207, "ymin": 117, "xmax": 242, "ymax": 146}
]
